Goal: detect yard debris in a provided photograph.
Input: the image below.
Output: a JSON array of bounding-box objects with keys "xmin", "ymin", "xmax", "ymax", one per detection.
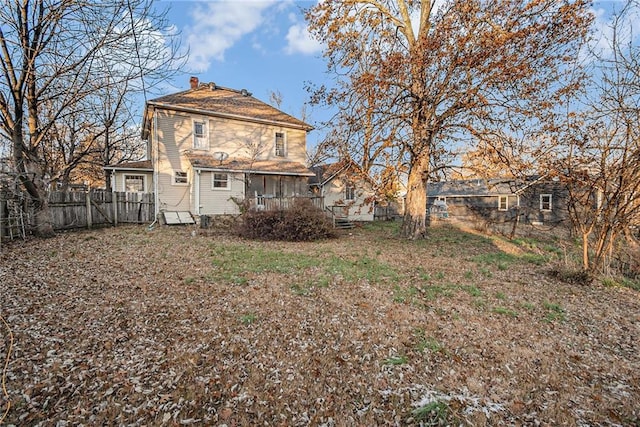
[{"xmin": 0, "ymin": 224, "xmax": 638, "ymax": 425}]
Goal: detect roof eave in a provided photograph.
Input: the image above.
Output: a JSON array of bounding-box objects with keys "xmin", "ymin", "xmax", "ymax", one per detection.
[
  {"xmin": 147, "ymin": 101, "xmax": 314, "ymax": 132},
  {"xmin": 104, "ymin": 166, "xmax": 153, "ymax": 172},
  {"xmin": 193, "ymin": 165, "xmax": 314, "ymax": 177}
]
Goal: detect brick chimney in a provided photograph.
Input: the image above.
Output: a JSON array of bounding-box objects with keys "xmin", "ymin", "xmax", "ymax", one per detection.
[{"xmin": 189, "ymin": 76, "xmax": 199, "ymax": 89}]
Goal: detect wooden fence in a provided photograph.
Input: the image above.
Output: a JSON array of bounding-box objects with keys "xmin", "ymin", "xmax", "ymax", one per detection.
[{"xmin": 1, "ymin": 190, "xmax": 155, "ymax": 241}]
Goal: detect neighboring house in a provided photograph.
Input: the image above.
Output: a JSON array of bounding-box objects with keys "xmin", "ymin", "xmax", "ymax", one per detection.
[
  {"xmin": 427, "ymin": 177, "xmax": 569, "ymax": 226},
  {"xmin": 105, "ymin": 77, "xmax": 315, "ymax": 220},
  {"xmin": 310, "ymin": 159, "xmax": 375, "ymax": 222}
]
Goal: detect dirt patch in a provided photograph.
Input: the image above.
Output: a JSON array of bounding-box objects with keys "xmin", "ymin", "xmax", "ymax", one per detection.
[{"xmin": 0, "ymin": 224, "xmax": 638, "ymax": 425}]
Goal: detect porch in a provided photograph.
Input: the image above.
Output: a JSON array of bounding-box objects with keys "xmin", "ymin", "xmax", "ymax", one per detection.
[{"xmin": 246, "ymin": 195, "xmax": 324, "ymax": 211}]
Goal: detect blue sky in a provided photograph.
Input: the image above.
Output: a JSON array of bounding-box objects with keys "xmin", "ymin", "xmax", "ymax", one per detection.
[
  {"xmin": 161, "ymin": 1, "xmax": 330, "ymax": 147},
  {"xmin": 157, "ymin": 1, "xmax": 638, "ymax": 151}
]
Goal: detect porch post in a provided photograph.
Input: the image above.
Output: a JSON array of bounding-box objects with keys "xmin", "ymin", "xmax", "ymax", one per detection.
[{"xmin": 194, "ymin": 169, "xmax": 201, "ymax": 215}]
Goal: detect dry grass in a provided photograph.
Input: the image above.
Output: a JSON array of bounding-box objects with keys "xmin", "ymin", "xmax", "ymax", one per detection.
[{"xmin": 0, "ymin": 222, "xmax": 638, "ymax": 426}]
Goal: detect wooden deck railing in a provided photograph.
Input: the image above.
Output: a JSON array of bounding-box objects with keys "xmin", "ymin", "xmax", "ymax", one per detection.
[{"xmin": 247, "ymin": 196, "xmax": 324, "ymax": 211}]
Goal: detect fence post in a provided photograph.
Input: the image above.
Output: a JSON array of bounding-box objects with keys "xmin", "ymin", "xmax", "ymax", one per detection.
[
  {"xmin": 0, "ymin": 195, "xmax": 4, "ymax": 249},
  {"xmin": 112, "ymin": 190, "xmax": 118, "ymax": 226},
  {"xmin": 85, "ymin": 190, "xmax": 92, "ymax": 229}
]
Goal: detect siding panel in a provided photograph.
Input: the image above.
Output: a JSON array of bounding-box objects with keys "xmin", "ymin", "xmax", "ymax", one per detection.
[{"xmin": 198, "ymin": 171, "xmax": 244, "ymax": 215}]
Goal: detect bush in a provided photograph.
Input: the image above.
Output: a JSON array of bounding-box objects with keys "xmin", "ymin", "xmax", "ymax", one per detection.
[
  {"xmin": 238, "ymin": 198, "xmax": 337, "ymax": 241},
  {"xmin": 547, "ymin": 265, "xmax": 594, "ymax": 286}
]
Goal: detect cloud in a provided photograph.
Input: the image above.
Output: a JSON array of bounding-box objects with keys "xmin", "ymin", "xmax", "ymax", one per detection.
[
  {"xmin": 184, "ymin": 1, "xmax": 279, "ymax": 72},
  {"xmin": 589, "ymin": 3, "xmax": 640, "ymax": 59},
  {"xmin": 285, "ymin": 22, "xmax": 322, "ymax": 55}
]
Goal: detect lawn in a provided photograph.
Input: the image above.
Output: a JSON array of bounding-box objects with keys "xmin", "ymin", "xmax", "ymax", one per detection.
[{"xmin": 0, "ymin": 222, "xmax": 638, "ymax": 425}]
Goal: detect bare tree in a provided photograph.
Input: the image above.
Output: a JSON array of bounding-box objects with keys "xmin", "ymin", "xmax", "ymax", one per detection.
[
  {"xmin": 306, "ymin": 0, "xmax": 592, "ymax": 238},
  {"xmin": 558, "ymin": 1, "xmax": 640, "ymax": 274},
  {"xmin": 0, "ymin": 0, "xmax": 181, "ymax": 236}
]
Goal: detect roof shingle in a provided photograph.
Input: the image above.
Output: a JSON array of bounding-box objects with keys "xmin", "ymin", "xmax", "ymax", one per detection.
[
  {"xmin": 186, "ymin": 153, "xmax": 314, "ymax": 177},
  {"xmin": 104, "ymin": 160, "xmax": 152, "ymax": 171},
  {"xmin": 147, "ymin": 84, "xmax": 312, "ymax": 130}
]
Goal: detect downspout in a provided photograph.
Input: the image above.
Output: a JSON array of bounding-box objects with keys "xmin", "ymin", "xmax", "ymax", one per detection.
[{"xmin": 153, "ymin": 109, "xmax": 159, "ymax": 220}]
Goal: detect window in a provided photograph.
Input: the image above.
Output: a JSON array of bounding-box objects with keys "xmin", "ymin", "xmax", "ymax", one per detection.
[
  {"xmin": 498, "ymin": 195, "xmax": 508, "ymax": 211},
  {"xmin": 540, "ymin": 194, "xmax": 552, "ymax": 211},
  {"xmin": 124, "ymin": 174, "xmax": 144, "ymax": 192},
  {"xmin": 275, "ymin": 132, "xmax": 285, "ymax": 157},
  {"xmin": 173, "ymin": 170, "xmax": 188, "ymax": 185},
  {"xmin": 193, "ymin": 119, "xmax": 208, "ymax": 150},
  {"xmin": 345, "ymin": 184, "xmax": 356, "ymax": 201},
  {"xmin": 212, "ymin": 173, "xmax": 230, "ymax": 190}
]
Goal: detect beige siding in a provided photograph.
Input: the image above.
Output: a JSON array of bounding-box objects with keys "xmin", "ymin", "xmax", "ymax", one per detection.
[
  {"xmin": 155, "ymin": 109, "xmax": 195, "ymax": 212},
  {"xmin": 152, "ymin": 107, "xmax": 309, "ymax": 214},
  {"xmin": 197, "ymin": 171, "xmax": 245, "ymax": 215},
  {"xmin": 207, "ymin": 116, "xmax": 307, "ymax": 163},
  {"xmin": 323, "ymin": 177, "xmax": 375, "ymax": 221}
]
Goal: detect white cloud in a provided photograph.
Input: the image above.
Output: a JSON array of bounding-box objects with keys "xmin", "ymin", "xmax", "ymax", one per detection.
[
  {"xmin": 184, "ymin": 1, "xmax": 278, "ymax": 72},
  {"xmin": 285, "ymin": 22, "xmax": 322, "ymax": 55},
  {"xmin": 589, "ymin": 3, "xmax": 640, "ymax": 59}
]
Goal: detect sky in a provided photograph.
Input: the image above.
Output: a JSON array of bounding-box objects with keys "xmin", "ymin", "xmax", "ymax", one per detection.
[
  {"xmin": 156, "ymin": 0, "xmax": 639, "ymax": 151},
  {"xmin": 160, "ymin": 0, "xmax": 330, "ymax": 147}
]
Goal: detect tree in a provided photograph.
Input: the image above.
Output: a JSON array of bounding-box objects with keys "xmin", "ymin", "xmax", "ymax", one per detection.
[
  {"xmin": 0, "ymin": 0, "xmax": 181, "ymax": 236},
  {"xmin": 558, "ymin": 1, "xmax": 640, "ymax": 274},
  {"xmin": 306, "ymin": 0, "xmax": 592, "ymax": 238}
]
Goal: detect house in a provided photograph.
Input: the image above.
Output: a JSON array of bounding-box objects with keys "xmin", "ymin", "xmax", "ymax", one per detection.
[
  {"xmin": 310, "ymin": 159, "xmax": 376, "ymax": 222},
  {"xmin": 105, "ymin": 77, "xmax": 315, "ymax": 221},
  {"xmin": 427, "ymin": 177, "xmax": 569, "ymax": 226}
]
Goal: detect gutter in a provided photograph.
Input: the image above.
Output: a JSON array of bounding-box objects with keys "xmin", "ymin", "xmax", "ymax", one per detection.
[{"xmin": 193, "ymin": 166, "xmax": 314, "ymax": 177}]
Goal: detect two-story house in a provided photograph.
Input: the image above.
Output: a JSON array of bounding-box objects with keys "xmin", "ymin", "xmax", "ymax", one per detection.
[{"xmin": 105, "ymin": 77, "xmax": 315, "ymax": 221}]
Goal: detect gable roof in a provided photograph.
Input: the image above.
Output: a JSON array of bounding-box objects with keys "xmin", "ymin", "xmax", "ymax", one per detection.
[
  {"xmin": 428, "ymin": 176, "xmax": 553, "ymax": 198},
  {"xmin": 186, "ymin": 153, "xmax": 314, "ymax": 177},
  {"xmin": 142, "ymin": 83, "xmax": 312, "ymax": 139},
  {"xmin": 428, "ymin": 178, "xmax": 520, "ymax": 197},
  {"xmin": 309, "ymin": 159, "xmax": 374, "ymax": 186}
]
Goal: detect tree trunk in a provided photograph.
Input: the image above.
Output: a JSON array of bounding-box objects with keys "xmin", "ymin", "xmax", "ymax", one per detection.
[
  {"xmin": 34, "ymin": 197, "xmax": 55, "ymax": 238},
  {"xmin": 13, "ymin": 133, "xmax": 56, "ymax": 238},
  {"xmin": 401, "ymin": 154, "xmax": 428, "ymax": 239},
  {"xmin": 582, "ymin": 232, "xmax": 590, "ymax": 272},
  {"xmin": 105, "ymin": 169, "xmax": 113, "ymax": 192}
]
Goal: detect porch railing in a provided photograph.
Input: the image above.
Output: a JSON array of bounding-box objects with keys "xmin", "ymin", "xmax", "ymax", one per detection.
[{"xmin": 246, "ymin": 196, "xmax": 324, "ymax": 212}]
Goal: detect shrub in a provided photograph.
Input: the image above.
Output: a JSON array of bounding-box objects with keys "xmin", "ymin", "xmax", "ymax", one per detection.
[
  {"xmin": 547, "ymin": 265, "xmax": 594, "ymax": 286},
  {"xmin": 238, "ymin": 198, "xmax": 337, "ymax": 241}
]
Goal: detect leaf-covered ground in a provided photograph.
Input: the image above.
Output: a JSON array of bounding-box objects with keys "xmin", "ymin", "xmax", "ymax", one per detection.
[{"xmin": 0, "ymin": 223, "xmax": 638, "ymax": 426}]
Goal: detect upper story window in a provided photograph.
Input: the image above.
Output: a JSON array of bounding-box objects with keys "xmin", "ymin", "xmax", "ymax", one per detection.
[
  {"xmin": 212, "ymin": 173, "xmax": 230, "ymax": 190},
  {"xmin": 124, "ymin": 174, "xmax": 144, "ymax": 192},
  {"xmin": 540, "ymin": 194, "xmax": 552, "ymax": 211},
  {"xmin": 345, "ymin": 184, "xmax": 356, "ymax": 201},
  {"xmin": 275, "ymin": 132, "xmax": 286, "ymax": 157},
  {"xmin": 193, "ymin": 119, "xmax": 209, "ymax": 150},
  {"xmin": 498, "ymin": 195, "xmax": 508, "ymax": 211},
  {"xmin": 173, "ymin": 170, "xmax": 188, "ymax": 185}
]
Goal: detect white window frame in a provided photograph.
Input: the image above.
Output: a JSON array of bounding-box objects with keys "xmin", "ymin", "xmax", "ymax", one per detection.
[
  {"xmin": 274, "ymin": 131, "xmax": 286, "ymax": 157},
  {"xmin": 498, "ymin": 195, "xmax": 508, "ymax": 211},
  {"xmin": 212, "ymin": 172, "xmax": 230, "ymax": 190},
  {"xmin": 123, "ymin": 174, "xmax": 145, "ymax": 192},
  {"xmin": 173, "ymin": 170, "xmax": 188, "ymax": 186},
  {"xmin": 540, "ymin": 194, "xmax": 552, "ymax": 211},
  {"xmin": 193, "ymin": 119, "xmax": 209, "ymax": 150},
  {"xmin": 345, "ymin": 184, "xmax": 356, "ymax": 201}
]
